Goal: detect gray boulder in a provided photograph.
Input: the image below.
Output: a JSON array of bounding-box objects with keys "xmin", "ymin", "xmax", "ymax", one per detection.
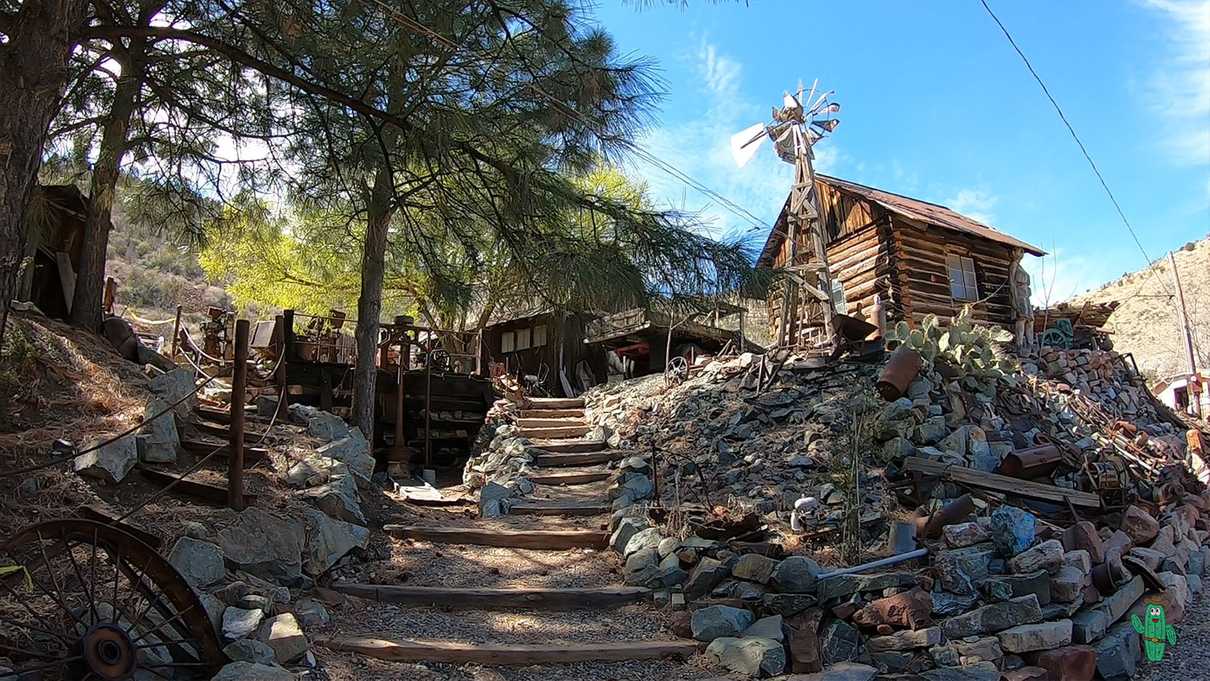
[
  {"xmin": 691, "ymin": 605, "xmax": 754, "ymax": 642},
  {"xmin": 293, "ymin": 598, "xmax": 330, "ymax": 628},
  {"xmin": 302, "ymin": 473, "xmax": 365, "ymax": 524},
  {"xmin": 771, "ymin": 555, "xmax": 820, "ymax": 593},
  {"xmin": 223, "ymin": 639, "xmax": 276, "ymax": 665},
  {"xmin": 285, "ymin": 454, "xmax": 348, "ymax": 488},
  {"xmin": 306, "ymin": 410, "xmax": 350, "ymax": 441},
  {"xmin": 793, "ymin": 662, "xmax": 877, "ymax": 681},
  {"xmin": 302, "ymin": 507, "xmax": 369, "ymax": 576},
  {"xmin": 148, "ymin": 368, "xmax": 195, "ymax": 415},
  {"xmin": 167, "ymin": 537, "xmax": 225, "ymax": 587},
  {"xmin": 222, "ymin": 606, "xmax": 264, "ymax": 641},
  {"xmin": 706, "ymin": 636, "xmax": 785, "ymax": 677},
  {"xmin": 257, "ymin": 613, "xmax": 309, "ymax": 663},
  {"xmin": 139, "ymin": 399, "xmax": 179, "ymax": 463},
  {"xmin": 74, "ymin": 435, "xmax": 138, "ymax": 483},
  {"xmin": 212, "ymin": 662, "xmax": 293, "ymax": 681},
  {"xmin": 316, "ymin": 430, "xmax": 374, "ymax": 482},
  {"xmin": 217, "ymin": 508, "xmax": 305, "ymax": 582}
]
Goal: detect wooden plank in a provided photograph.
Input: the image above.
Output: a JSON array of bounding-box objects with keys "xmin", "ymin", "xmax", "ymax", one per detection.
[
  {"xmin": 525, "ymin": 397, "xmax": 585, "ymax": 409},
  {"xmin": 529, "ymin": 439, "xmax": 607, "ymax": 454},
  {"xmin": 528, "ymin": 468, "xmax": 612, "ymax": 485},
  {"xmin": 533, "ymin": 450, "xmax": 630, "ymax": 467},
  {"xmin": 903, "ymin": 457, "xmax": 1101, "ymax": 508},
  {"xmin": 136, "ymin": 465, "xmax": 256, "ymax": 506},
  {"xmin": 517, "ymin": 417, "xmax": 588, "ymax": 429},
  {"xmin": 384, "ymin": 525, "xmax": 608, "ymax": 550},
  {"xmin": 509, "ymin": 500, "xmax": 609, "ymax": 517},
  {"xmin": 317, "ymin": 636, "xmax": 699, "ymax": 665},
  {"xmin": 331, "ymin": 583, "xmax": 649, "ymax": 610},
  {"xmin": 519, "ymin": 408, "xmax": 585, "ymax": 419},
  {"xmin": 518, "ymin": 424, "xmax": 591, "ymax": 439},
  {"xmin": 196, "ymin": 419, "xmax": 270, "ymax": 443},
  {"xmin": 180, "ymin": 439, "xmax": 269, "ymax": 466}
]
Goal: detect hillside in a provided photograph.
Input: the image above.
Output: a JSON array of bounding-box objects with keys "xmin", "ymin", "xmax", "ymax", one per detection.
[{"xmin": 1072, "ymin": 235, "xmax": 1210, "ymax": 383}]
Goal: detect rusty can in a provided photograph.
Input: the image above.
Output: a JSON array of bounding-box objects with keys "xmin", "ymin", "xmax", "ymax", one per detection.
[
  {"xmin": 877, "ymin": 346, "xmax": 923, "ymax": 401},
  {"xmin": 996, "ymin": 445, "xmax": 1063, "ymax": 478}
]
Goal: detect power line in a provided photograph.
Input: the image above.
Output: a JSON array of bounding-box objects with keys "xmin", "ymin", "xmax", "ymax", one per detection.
[{"xmin": 978, "ymin": 0, "xmax": 1174, "ymax": 299}]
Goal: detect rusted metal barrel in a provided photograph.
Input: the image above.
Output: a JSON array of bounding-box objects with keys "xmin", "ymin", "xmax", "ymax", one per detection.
[
  {"xmin": 917, "ymin": 493, "xmax": 975, "ymax": 539},
  {"xmin": 877, "ymin": 346, "xmax": 923, "ymax": 401},
  {"xmin": 996, "ymin": 444, "xmax": 1063, "ymax": 478}
]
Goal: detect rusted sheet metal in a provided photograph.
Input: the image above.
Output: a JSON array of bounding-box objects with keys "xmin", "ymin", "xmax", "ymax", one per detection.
[
  {"xmin": 877, "ymin": 346, "xmax": 923, "ymax": 401},
  {"xmin": 918, "ymin": 493, "xmax": 975, "ymax": 539}
]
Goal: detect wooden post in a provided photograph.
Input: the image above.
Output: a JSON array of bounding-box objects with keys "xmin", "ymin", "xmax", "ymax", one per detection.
[
  {"xmin": 274, "ymin": 313, "xmax": 288, "ymax": 417},
  {"xmin": 228, "ymin": 318, "xmax": 250, "ymax": 510},
  {"xmin": 1169, "ymin": 252, "xmax": 1201, "ymax": 417},
  {"xmin": 170, "ymin": 305, "xmax": 182, "ymax": 357}
]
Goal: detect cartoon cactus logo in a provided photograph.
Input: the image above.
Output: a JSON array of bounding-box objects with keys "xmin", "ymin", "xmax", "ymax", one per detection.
[{"xmin": 1131, "ymin": 602, "xmax": 1176, "ymax": 662}]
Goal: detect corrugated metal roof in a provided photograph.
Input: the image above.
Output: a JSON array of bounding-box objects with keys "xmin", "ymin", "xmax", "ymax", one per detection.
[{"xmin": 758, "ymin": 175, "xmax": 1046, "ymax": 266}]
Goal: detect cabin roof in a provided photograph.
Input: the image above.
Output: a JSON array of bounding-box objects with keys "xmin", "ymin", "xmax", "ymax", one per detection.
[{"xmin": 757, "ymin": 174, "xmax": 1046, "ymax": 266}]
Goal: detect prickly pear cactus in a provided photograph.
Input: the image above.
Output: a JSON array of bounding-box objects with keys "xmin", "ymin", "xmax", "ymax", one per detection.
[{"xmin": 885, "ymin": 306, "xmax": 1018, "ymax": 392}]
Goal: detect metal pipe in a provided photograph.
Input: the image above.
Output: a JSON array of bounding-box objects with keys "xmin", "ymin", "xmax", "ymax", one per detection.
[
  {"xmin": 228, "ymin": 319, "xmax": 250, "ymax": 510},
  {"xmin": 817, "ymin": 548, "xmax": 929, "ymax": 579}
]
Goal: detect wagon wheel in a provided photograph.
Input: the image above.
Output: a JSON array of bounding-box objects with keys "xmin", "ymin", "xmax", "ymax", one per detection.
[
  {"xmin": 0, "ymin": 519, "xmax": 225, "ymax": 680},
  {"xmin": 665, "ymin": 356, "xmax": 689, "ymax": 387}
]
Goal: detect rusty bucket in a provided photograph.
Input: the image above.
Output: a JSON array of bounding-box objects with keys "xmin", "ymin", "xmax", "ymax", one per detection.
[{"xmin": 877, "ymin": 346, "xmax": 923, "ymax": 401}]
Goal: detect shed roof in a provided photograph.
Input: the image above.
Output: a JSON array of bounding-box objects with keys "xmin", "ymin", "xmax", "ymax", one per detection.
[{"xmin": 758, "ymin": 175, "xmax": 1045, "ymax": 266}]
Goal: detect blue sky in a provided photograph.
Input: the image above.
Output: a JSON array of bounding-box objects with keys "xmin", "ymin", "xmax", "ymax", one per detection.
[{"xmin": 592, "ymin": 0, "xmax": 1210, "ymax": 303}]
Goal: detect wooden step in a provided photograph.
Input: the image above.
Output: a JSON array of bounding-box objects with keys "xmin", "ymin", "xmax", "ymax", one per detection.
[
  {"xmin": 384, "ymin": 525, "xmax": 608, "ymax": 550},
  {"xmin": 180, "ymin": 439, "xmax": 269, "ymax": 466},
  {"xmin": 530, "ymin": 438, "xmax": 607, "ymax": 454},
  {"xmin": 330, "ymin": 583, "xmax": 649, "ymax": 610},
  {"xmin": 518, "ymin": 417, "xmax": 588, "ymax": 429},
  {"xmin": 527, "ymin": 468, "xmax": 612, "ymax": 485},
  {"xmin": 136, "ymin": 465, "xmax": 256, "ymax": 507},
  {"xmin": 518, "ymin": 424, "xmax": 591, "ymax": 439},
  {"xmin": 318, "ymin": 636, "xmax": 698, "ymax": 666},
  {"xmin": 524, "ymin": 397, "xmax": 585, "ymax": 409},
  {"xmin": 196, "ymin": 419, "xmax": 271, "ymax": 443},
  {"xmin": 533, "ymin": 450, "xmax": 631, "ymax": 467},
  {"xmin": 509, "ymin": 500, "xmax": 609, "ymax": 517},
  {"xmin": 519, "ymin": 408, "xmax": 585, "ymax": 419}
]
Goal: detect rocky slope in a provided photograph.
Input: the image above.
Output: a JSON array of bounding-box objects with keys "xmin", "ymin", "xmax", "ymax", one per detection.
[{"xmin": 1072, "ymin": 235, "xmax": 1210, "ymax": 383}]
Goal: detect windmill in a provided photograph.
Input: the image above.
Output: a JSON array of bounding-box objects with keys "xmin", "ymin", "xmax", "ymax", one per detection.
[{"xmin": 730, "ymin": 81, "xmax": 842, "ymax": 351}]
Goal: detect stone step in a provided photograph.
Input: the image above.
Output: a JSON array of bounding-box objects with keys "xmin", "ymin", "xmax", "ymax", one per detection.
[
  {"xmin": 384, "ymin": 525, "xmax": 608, "ymax": 550},
  {"xmin": 330, "ymin": 583, "xmax": 649, "ymax": 610},
  {"xmin": 318, "ymin": 636, "xmax": 699, "ymax": 666},
  {"xmin": 509, "ymin": 500, "xmax": 610, "ymax": 517},
  {"xmin": 518, "ymin": 417, "xmax": 588, "ymax": 429},
  {"xmin": 524, "ymin": 397, "xmax": 586, "ymax": 409},
  {"xmin": 529, "ymin": 438, "xmax": 608, "ymax": 454},
  {"xmin": 526, "ymin": 467, "xmax": 613, "ymax": 486},
  {"xmin": 533, "ymin": 450, "xmax": 632, "ymax": 467},
  {"xmin": 518, "ymin": 424, "xmax": 591, "ymax": 439},
  {"xmin": 519, "ymin": 408, "xmax": 585, "ymax": 419}
]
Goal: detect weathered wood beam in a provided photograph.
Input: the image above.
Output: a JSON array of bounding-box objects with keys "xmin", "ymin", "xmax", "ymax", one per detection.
[
  {"xmin": 331, "ymin": 583, "xmax": 650, "ymax": 610},
  {"xmin": 903, "ymin": 457, "xmax": 1101, "ymax": 508},
  {"xmin": 383, "ymin": 525, "xmax": 609, "ymax": 550},
  {"xmin": 317, "ymin": 637, "xmax": 700, "ymax": 665}
]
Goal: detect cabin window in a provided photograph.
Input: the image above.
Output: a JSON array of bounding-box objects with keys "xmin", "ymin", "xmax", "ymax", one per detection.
[
  {"xmin": 516, "ymin": 327, "xmax": 531, "ymax": 351},
  {"xmin": 501, "ymin": 331, "xmax": 515, "ymax": 353},
  {"xmin": 946, "ymin": 254, "xmax": 979, "ymax": 301},
  {"xmin": 830, "ymin": 279, "xmax": 848, "ymax": 314},
  {"xmin": 533, "ymin": 324, "xmax": 547, "ymax": 347}
]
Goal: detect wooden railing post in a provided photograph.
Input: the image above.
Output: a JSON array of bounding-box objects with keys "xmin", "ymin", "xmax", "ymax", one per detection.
[
  {"xmin": 170, "ymin": 305, "xmax": 182, "ymax": 357},
  {"xmin": 228, "ymin": 318, "xmax": 250, "ymax": 510}
]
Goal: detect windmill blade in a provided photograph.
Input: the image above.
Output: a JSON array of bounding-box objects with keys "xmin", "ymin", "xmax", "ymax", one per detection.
[{"xmin": 730, "ymin": 122, "xmax": 768, "ymax": 168}]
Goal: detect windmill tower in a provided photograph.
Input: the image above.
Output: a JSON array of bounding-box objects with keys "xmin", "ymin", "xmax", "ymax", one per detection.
[{"xmin": 731, "ymin": 82, "xmax": 841, "ymax": 351}]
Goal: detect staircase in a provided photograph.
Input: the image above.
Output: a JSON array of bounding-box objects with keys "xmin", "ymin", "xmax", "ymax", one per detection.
[{"xmin": 317, "ymin": 396, "xmax": 704, "ymax": 679}]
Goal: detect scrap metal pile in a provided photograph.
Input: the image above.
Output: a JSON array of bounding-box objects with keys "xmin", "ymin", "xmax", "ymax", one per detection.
[{"xmin": 563, "ymin": 320, "xmax": 1210, "ymax": 679}]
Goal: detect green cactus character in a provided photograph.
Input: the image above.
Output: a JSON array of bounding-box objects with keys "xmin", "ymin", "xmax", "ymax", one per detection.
[{"xmin": 1132, "ymin": 603, "xmax": 1177, "ymax": 662}]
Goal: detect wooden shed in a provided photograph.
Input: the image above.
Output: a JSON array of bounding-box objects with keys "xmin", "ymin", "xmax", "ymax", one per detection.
[
  {"xmin": 16, "ymin": 185, "xmax": 97, "ymax": 318},
  {"xmin": 479, "ymin": 310, "xmax": 607, "ymax": 397},
  {"xmin": 757, "ymin": 175, "xmax": 1044, "ymax": 342}
]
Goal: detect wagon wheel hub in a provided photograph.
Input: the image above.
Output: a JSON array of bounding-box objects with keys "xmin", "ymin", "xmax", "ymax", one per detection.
[{"xmin": 81, "ymin": 624, "xmax": 136, "ymax": 679}]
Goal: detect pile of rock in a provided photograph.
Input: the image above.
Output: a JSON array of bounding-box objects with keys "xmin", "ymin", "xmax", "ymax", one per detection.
[{"xmin": 1023, "ymin": 348, "xmax": 1161, "ymax": 424}]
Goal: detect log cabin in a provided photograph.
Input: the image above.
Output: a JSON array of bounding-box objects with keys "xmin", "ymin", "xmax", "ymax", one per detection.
[{"xmin": 756, "ymin": 174, "xmax": 1045, "ymax": 343}]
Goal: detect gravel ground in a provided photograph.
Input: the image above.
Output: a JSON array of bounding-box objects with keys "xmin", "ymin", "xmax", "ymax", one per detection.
[
  {"xmin": 317, "ymin": 649, "xmax": 724, "ymax": 681},
  {"xmin": 1136, "ymin": 596, "xmax": 1210, "ymax": 681}
]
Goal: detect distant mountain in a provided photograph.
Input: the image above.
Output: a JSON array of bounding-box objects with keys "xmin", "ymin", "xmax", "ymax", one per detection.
[{"xmin": 1072, "ymin": 235, "xmax": 1210, "ymax": 383}]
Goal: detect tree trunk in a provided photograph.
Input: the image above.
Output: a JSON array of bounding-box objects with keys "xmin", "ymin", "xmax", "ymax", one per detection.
[
  {"xmin": 351, "ymin": 163, "xmax": 394, "ymax": 443},
  {"xmin": 0, "ymin": 0, "xmax": 87, "ymax": 351},
  {"xmin": 70, "ymin": 46, "xmax": 143, "ymax": 330}
]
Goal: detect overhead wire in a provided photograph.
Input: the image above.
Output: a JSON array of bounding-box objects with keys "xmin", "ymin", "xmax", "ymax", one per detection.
[{"xmin": 978, "ymin": 0, "xmax": 1175, "ymax": 300}]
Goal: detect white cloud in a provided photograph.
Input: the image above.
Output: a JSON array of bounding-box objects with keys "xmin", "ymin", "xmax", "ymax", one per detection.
[
  {"xmin": 626, "ymin": 38, "xmax": 840, "ymax": 242},
  {"xmin": 942, "ymin": 188, "xmax": 999, "ymax": 225},
  {"xmin": 1021, "ymin": 249, "xmax": 1113, "ymax": 305},
  {"xmin": 1140, "ymin": 0, "xmax": 1210, "ymax": 167}
]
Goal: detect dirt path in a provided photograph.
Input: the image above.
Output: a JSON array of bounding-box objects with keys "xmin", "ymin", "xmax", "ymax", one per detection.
[{"xmin": 314, "ymin": 399, "xmax": 721, "ymax": 680}]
